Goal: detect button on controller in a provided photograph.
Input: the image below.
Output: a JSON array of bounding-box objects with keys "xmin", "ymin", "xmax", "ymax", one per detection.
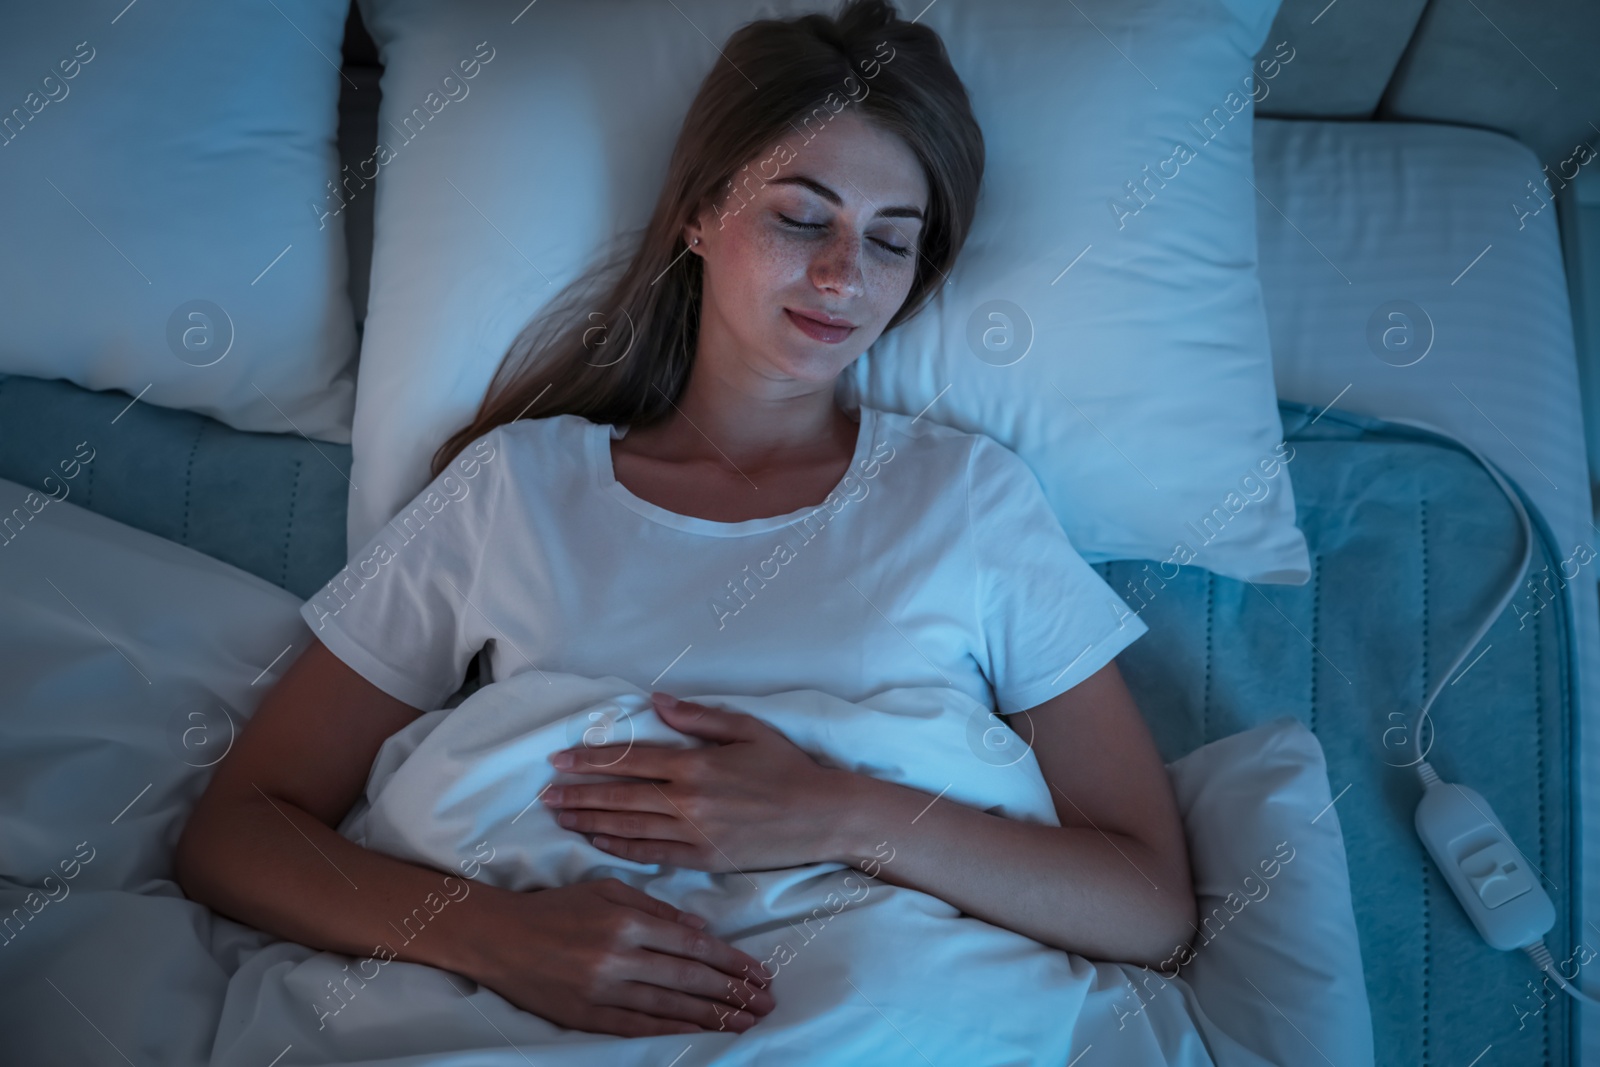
[{"xmin": 1458, "ymin": 840, "xmax": 1535, "ymax": 909}]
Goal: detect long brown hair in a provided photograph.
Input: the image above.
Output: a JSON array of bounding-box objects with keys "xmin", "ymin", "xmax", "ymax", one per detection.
[{"xmin": 430, "ymin": 0, "xmax": 984, "ymax": 478}]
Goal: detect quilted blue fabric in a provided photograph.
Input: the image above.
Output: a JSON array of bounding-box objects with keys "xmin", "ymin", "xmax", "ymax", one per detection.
[
  {"xmin": 0, "ymin": 373, "xmax": 351, "ymax": 600},
  {"xmin": 1109, "ymin": 401, "xmax": 1577, "ymax": 1066},
  {"xmin": 0, "ymin": 375, "xmax": 1577, "ymax": 1064}
]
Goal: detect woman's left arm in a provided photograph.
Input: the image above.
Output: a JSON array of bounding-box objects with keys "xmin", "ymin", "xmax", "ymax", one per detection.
[{"xmin": 829, "ymin": 658, "xmax": 1198, "ymax": 969}]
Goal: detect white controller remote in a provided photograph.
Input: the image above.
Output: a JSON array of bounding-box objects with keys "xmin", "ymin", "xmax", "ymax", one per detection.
[{"xmin": 1414, "ymin": 779, "xmax": 1555, "ymax": 951}]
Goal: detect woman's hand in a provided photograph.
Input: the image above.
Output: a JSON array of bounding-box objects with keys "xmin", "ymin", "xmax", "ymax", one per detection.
[
  {"xmin": 542, "ymin": 693, "xmax": 847, "ymax": 872},
  {"xmin": 465, "ymin": 878, "xmax": 776, "ymax": 1037}
]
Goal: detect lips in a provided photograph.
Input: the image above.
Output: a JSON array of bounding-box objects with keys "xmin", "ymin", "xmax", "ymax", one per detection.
[{"xmin": 785, "ymin": 308, "xmax": 856, "ymax": 344}]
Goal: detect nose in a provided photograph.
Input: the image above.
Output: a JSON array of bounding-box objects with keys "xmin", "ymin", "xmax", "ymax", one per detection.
[{"xmin": 808, "ymin": 231, "xmax": 866, "ymax": 300}]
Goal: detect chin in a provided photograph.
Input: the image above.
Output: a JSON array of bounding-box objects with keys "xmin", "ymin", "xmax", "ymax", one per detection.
[{"xmin": 775, "ymin": 341, "xmax": 863, "ymax": 383}]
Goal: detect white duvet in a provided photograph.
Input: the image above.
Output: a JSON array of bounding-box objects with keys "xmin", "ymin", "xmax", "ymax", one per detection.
[
  {"xmin": 208, "ymin": 670, "xmax": 1272, "ymax": 1067},
  {"xmin": 2, "ymin": 478, "xmax": 1366, "ymax": 1066}
]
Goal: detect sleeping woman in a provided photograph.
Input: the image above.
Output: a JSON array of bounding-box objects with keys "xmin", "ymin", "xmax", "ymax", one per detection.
[{"xmin": 175, "ymin": 0, "xmax": 1197, "ymax": 1044}]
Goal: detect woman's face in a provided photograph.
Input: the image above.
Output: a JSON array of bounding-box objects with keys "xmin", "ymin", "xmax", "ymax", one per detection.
[{"xmin": 685, "ymin": 110, "xmax": 929, "ymax": 388}]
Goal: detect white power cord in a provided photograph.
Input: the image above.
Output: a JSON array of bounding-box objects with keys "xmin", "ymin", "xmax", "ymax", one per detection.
[
  {"xmin": 1373, "ymin": 417, "xmax": 1533, "ymax": 781},
  {"xmin": 1525, "ymin": 940, "xmax": 1600, "ymax": 1008},
  {"xmin": 1365, "ymin": 417, "xmax": 1594, "ymax": 1009}
]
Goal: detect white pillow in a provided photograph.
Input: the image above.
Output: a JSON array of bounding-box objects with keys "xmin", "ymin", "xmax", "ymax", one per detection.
[
  {"xmin": 1167, "ymin": 716, "xmax": 1375, "ymax": 1067},
  {"xmin": 348, "ymin": 0, "xmax": 1309, "ymax": 582},
  {"xmin": 0, "ymin": 1, "xmax": 357, "ymax": 443}
]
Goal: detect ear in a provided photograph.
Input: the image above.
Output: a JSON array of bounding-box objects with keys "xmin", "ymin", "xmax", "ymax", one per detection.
[
  {"xmin": 683, "ymin": 187, "xmax": 736, "ymax": 254},
  {"xmin": 682, "ymin": 221, "xmax": 705, "ymax": 255},
  {"xmin": 682, "ymin": 197, "xmax": 713, "ymax": 254}
]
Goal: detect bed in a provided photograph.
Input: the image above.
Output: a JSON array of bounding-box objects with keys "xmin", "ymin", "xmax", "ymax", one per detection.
[{"xmin": 0, "ymin": 11, "xmax": 1593, "ymax": 1067}]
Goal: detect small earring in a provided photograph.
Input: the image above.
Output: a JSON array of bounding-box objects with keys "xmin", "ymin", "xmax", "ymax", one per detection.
[{"xmin": 692, "ymin": 237, "xmax": 701, "ymax": 246}]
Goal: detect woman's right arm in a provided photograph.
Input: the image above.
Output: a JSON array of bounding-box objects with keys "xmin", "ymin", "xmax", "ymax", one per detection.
[{"xmin": 173, "ymin": 638, "xmax": 775, "ymax": 1038}]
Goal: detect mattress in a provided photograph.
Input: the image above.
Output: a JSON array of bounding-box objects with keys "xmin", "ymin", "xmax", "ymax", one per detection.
[{"xmin": 1253, "ymin": 118, "xmax": 1599, "ymax": 1062}]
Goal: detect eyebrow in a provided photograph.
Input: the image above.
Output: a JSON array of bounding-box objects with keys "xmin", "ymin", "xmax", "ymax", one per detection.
[{"xmin": 767, "ymin": 175, "xmax": 925, "ymax": 222}]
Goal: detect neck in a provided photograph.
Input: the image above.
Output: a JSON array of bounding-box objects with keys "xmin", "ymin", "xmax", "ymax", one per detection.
[{"xmin": 630, "ymin": 336, "xmax": 857, "ymax": 469}]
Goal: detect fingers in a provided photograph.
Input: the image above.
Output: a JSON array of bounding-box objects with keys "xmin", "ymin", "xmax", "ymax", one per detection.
[
  {"xmin": 580, "ymin": 1004, "xmax": 707, "ymax": 1038},
  {"xmin": 623, "ymin": 936, "xmax": 775, "ymax": 1021},
  {"xmin": 634, "ymin": 915, "xmax": 774, "ymax": 997},
  {"xmin": 590, "ymin": 834, "xmax": 703, "ymax": 867},
  {"xmin": 652, "ymin": 696, "xmax": 760, "ymax": 743},
  {"xmin": 553, "ymin": 742, "xmax": 688, "ymax": 780},
  {"xmin": 608, "ymin": 979, "xmax": 766, "ymax": 1034},
  {"xmin": 597, "ymin": 878, "xmax": 708, "ymax": 930},
  {"xmin": 557, "ymin": 805, "xmax": 690, "ymax": 841},
  {"xmin": 544, "ymin": 780, "xmax": 676, "ymax": 817},
  {"xmin": 600, "ymin": 880, "xmax": 772, "ymax": 993},
  {"xmin": 584, "ymin": 882, "xmax": 775, "ymax": 1034}
]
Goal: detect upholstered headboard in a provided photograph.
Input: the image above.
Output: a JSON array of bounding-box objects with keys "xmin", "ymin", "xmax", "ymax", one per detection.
[{"xmin": 1255, "ymin": 0, "xmax": 1597, "ymax": 171}]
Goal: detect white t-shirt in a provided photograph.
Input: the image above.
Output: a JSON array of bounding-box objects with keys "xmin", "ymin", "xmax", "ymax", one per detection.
[{"xmin": 298, "ymin": 404, "xmax": 1148, "ymax": 717}]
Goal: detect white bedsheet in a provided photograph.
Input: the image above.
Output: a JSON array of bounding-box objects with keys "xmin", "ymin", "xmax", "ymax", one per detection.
[
  {"xmin": 209, "ymin": 670, "xmax": 1264, "ymax": 1067},
  {"xmin": 1252, "ymin": 118, "xmax": 1600, "ymax": 1058}
]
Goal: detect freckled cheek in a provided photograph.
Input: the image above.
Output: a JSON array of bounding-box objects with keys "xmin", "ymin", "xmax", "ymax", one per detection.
[
  {"xmin": 751, "ymin": 227, "xmax": 813, "ymax": 277},
  {"xmin": 867, "ymin": 260, "xmax": 915, "ymax": 312},
  {"xmin": 707, "ymin": 227, "xmax": 774, "ymax": 302},
  {"xmin": 737, "ymin": 227, "xmax": 814, "ymax": 305}
]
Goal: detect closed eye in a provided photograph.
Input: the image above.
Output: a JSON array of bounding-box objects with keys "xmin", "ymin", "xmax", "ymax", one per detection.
[
  {"xmin": 777, "ymin": 214, "xmax": 911, "ymax": 259},
  {"xmin": 778, "ymin": 215, "xmax": 824, "ymax": 231}
]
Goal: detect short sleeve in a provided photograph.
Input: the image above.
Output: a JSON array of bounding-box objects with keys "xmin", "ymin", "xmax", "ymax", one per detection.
[
  {"xmin": 298, "ymin": 428, "xmax": 506, "ymax": 710},
  {"xmin": 966, "ymin": 436, "xmax": 1149, "ymax": 716}
]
